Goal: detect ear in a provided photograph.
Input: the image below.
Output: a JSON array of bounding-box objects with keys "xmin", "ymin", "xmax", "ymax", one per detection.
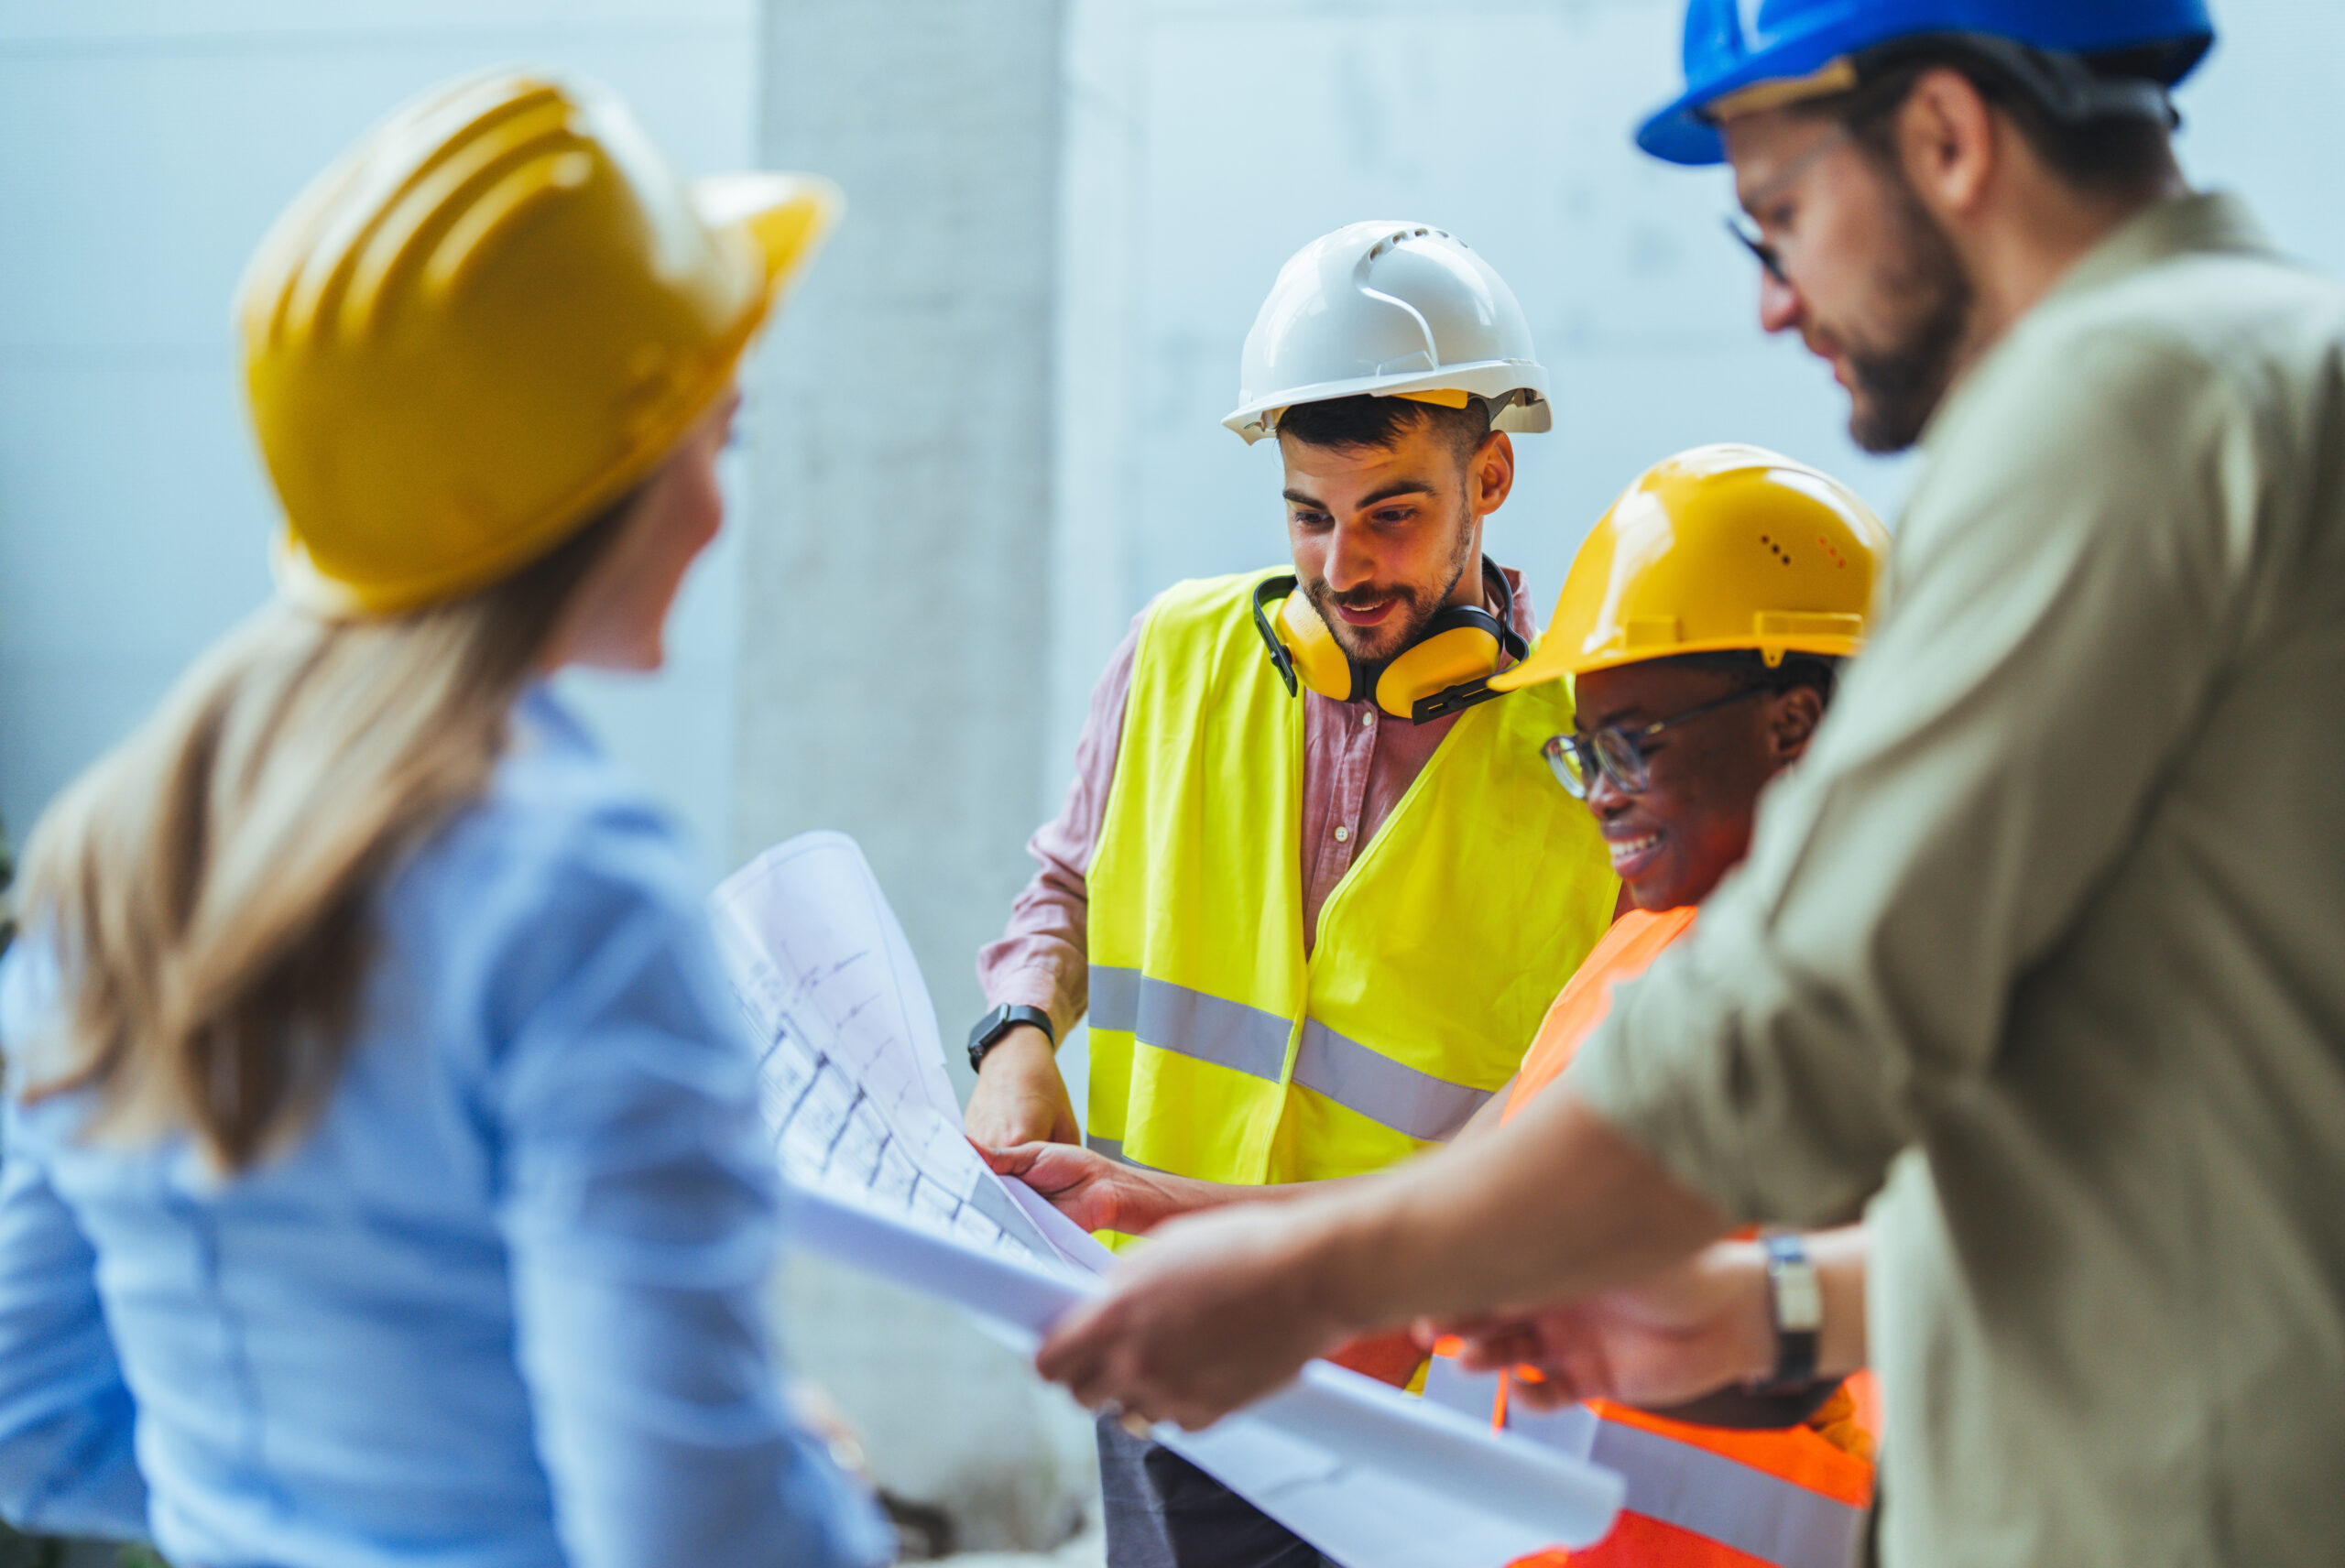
[
  {"xmin": 1470, "ymin": 430, "xmax": 1516, "ymax": 517},
  {"xmin": 1894, "ymin": 65, "xmax": 1999, "ymax": 223},
  {"xmin": 1769, "ymin": 685, "xmax": 1826, "ymax": 765}
]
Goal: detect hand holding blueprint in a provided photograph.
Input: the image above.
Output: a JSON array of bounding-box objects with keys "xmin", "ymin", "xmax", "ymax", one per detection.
[{"xmin": 712, "ymin": 832, "xmax": 1624, "ymax": 1567}]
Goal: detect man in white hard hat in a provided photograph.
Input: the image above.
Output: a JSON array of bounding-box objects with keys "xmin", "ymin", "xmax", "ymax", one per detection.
[{"xmin": 962, "ymin": 222, "xmax": 1619, "ymax": 1567}]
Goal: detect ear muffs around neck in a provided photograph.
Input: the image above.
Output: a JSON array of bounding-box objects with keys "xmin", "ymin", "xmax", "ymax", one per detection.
[{"xmin": 1249, "ymin": 561, "xmax": 1526, "ymax": 723}]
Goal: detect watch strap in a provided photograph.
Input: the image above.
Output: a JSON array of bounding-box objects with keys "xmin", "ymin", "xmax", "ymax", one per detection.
[
  {"xmin": 1758, "ymin": 1231, "xmax": 1823, "ymax": 1392},
  {"xmin": 966, "ymin": 1004, "xmax": 1055, "ymax": 1073}
]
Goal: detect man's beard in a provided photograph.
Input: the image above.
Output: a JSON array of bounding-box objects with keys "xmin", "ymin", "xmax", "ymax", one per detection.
[
  {"xmin": 1840, "ymin": 172, "xmax": 1975, "ymax": 454},
  {"xmin": 1303, "ymin": 512, "xmax": 1478, "ymax": 667}
]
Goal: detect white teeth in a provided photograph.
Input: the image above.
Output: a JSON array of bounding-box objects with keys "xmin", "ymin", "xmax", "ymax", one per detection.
[{"xmin": 1607, "ymin": 832, "xmax": 1661, "ymax": 865}]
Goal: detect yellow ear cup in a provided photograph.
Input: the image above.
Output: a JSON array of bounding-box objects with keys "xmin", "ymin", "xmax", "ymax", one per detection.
[
  {"xmin": 1276, "ymin": 590, "xmax": 1359, "ymax": 702},
  {"xmin": 1374, "ymin": 621, "xmax": 1502, "ymax": 717}
]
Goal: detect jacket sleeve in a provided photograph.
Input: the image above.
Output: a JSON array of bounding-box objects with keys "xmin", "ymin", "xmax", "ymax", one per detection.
[
  {"xmin": 1565, "ymin": 325, "xmax": 2250, "ymax": 1225},
  {"xmin": 485, "ymin": 818, "xmax": 891, "ymax": 1568},
  {"xmin": 0, "ymin": 952, "xmax": 149, "ymax": 1541}
]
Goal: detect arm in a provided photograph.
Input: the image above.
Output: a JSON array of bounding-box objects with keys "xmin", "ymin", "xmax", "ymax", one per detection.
[
  {"xmin": 492, "ymin": 850, "xmax": 889, "ymax": 1568},
  {"xmin": 1034, "ymin": 329, "xmax": 2243, "ymax": 1426},
  {"xmin": 1440, "ymin": 1225, "xmax": 1870, "ymax": 1414},
  {"xmin": 965, "ymin": 616, "xmax": 1142, "ymax": 1148},
  {"xmin": 1036, "ymin": 1094, "xmax": 1728, "ymax": 1428},
  {"xmin": 0, "ymin": 952, "xmax": 148, "ymax": 1540}
]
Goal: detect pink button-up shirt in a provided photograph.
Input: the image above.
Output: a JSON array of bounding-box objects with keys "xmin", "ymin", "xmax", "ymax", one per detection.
[{"xmin": 976, "ymin": 567, "xmax": 1539, "ymax": 1036}]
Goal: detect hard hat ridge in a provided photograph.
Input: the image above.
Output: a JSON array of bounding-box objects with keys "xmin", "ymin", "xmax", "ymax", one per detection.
[{"xmin": 1225, "ymin": 220, "xmax": 1552, "ymax": 444}]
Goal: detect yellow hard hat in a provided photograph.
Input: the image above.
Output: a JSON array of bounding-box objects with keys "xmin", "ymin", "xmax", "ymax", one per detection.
[
  {"xmin": 239, "ymin": 70, "xmax": 842, "ymax": 616},
  {"xmin": 1490, "ymin": 443, "xmax": 1890, "ymax": 691}
]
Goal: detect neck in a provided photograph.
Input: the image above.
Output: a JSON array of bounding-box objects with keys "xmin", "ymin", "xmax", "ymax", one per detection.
[
  {"xmin": 1446, "ymin": 518, "xmax": 1495, "ymax": 615},
  {"xmin": 1948, "ymin": 173, "xmax": 2187, "ymax": 384}
]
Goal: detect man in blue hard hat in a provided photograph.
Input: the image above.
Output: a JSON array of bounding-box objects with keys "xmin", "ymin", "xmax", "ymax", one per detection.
[{"xmin": 1030, "ymin": 4, "xmax": 2345, "ymax": 1564}]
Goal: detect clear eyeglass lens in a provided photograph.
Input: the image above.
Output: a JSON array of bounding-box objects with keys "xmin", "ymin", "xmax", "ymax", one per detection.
[
  {"xmin": 1595, "ymin": 728, "xmax": 1650, "ymax": 795},
  {"xmin": 1541, "ymin": 735, "xmax": 1589, "ymax": 799}
]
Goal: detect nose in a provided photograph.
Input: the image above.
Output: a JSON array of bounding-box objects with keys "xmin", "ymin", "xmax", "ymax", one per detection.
[
  {"xmin": 1321, "ymin": 517, "xmax": 1378, "ymax": 595},
  {"xmin": 1586, "ymin": 764, "xmax": 1632, "ymax": 815},
  {"xmin": 1757, "ymin": 267, "xmax": 1804, "ymax": 335}
]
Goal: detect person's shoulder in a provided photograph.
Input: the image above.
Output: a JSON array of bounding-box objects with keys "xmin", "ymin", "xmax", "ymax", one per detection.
[
  {"xmin": 389, "ymin": 691, "xmax": 704, "ymax": 965},
  {"xmin": 0, "ymin": 936, "xmax": 66, "ymax": 1096},
  {"xmin": 2009, "ymin": 232, "xmax": 2343, "ymax": 428},
  {"xmin": 1142, "ymin": 568, "xmax": 1285, "ymax": 628}
]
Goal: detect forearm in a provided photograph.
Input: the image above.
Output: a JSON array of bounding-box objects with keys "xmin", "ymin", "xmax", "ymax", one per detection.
[
  {"xmin": 1810, "ymin": 1225, "xmax": 1868, "ymax": 1378},
  {"xmin": 1300, "ymin": 1090, "xmax": 1731, "ymax": 1335}
]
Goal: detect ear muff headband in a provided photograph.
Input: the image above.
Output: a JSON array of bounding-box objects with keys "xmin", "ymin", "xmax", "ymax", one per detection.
[{"xmin": 1249, "ymin": 562, "xmax": 1527, "ymax": 723}]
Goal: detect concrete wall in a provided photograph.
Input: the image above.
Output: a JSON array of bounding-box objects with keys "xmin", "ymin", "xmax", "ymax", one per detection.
[
  {"xmin": 743, "ymin": 2, "xmax": 1096, "ymax": 1552},
  {"xmin": 1045, "ymin": 0, "xmax": 2345, "ymax": 751},
  {"xmin": 0, "ymin": 0, "xmax": 758, "ymax": 868}
]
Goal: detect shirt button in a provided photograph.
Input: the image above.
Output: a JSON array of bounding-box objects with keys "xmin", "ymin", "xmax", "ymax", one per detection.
[
  {"xmin": 1334, "ymin": 825, "xmax": 1350, "ymax": 843},
  {"xmin": 1362, "ymin": 710, "xmax": 1376, "ymax": 728}
]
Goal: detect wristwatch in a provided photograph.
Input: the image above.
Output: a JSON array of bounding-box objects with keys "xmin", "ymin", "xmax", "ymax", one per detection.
[
  {"xmin": 1756, "ymin": 1231, "xmax": 1823, "ymax": 1391},
  {"xmin": 966, "ymin": 1004, "xmax": 1056, "ymax": 1074}
]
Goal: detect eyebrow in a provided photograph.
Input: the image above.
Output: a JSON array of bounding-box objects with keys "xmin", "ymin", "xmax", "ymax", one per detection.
[
  {"xmin": 1577, "ymin": 702, "xmax": 1650, "ymax": 733},
  {"xmin": 1282, "ymin": 479, "xmax": 1438, "ymax": 509}
]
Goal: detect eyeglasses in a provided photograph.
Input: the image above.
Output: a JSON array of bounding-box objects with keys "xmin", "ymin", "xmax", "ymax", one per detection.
[
  {"xmin": 1725, "ymin": 214, "xmax": 1788, "ymax": 284},
  {"xmin": 1721, "ymin": 124, "xmax": 1851, "ymax": 286},
  {"xmin": 1542, "ymin": 686, "xmax": 1770, "ymax": 800}
]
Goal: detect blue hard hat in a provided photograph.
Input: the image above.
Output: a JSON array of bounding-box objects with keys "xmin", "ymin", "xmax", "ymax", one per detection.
[{"xmin": 1637, "ymin": 0, "xmax": 2216, "ymax": 165}]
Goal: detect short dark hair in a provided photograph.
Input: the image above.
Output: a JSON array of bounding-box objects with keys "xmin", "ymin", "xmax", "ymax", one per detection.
[
  {"xmin": 1656, "ymin": 649, "xmax": 1843, "ymax": 707},
  {"xmin": 1276, "ymin": 394, "xmax": 1493, "ymax": 467},
  {"xmin": 1809, "ymin": 41, "xmax": 2181, "ymax": 201}
]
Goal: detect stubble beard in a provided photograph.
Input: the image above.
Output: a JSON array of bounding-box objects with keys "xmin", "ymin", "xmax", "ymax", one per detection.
[
  {"xmin": 1842, "ymin": 171, "xmax": 1977, "ymax": 454},
  {"xmin": 1303, "ymin": 503, "xmax": 1479, "ymax": 667}
]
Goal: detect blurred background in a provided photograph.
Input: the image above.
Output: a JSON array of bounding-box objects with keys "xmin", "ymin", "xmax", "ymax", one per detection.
[{"xmin": 2, "ymin": 0, "xmax": 2337, "ymax": 1558}]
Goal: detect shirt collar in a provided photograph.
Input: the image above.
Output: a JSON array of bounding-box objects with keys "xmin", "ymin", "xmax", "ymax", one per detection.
[
  {"xmin": 514, "ymin": 681, "xmax": 601, "ymax": 760},
  {"xmin": 2041, "ymin": 191, "xmax": 2275, "ymax": 309},
  {"xmin": 1924, "ymin": 192, "xmax": 2274, "ymax": 453}
]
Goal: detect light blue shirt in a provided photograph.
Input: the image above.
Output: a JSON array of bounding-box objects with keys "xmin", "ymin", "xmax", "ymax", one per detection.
[{"xmin": 0, "ymin": 691, "xmax": 892, "ymax": 1568}]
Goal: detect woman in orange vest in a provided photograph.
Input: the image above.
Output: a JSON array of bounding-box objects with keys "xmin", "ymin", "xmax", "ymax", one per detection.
[{"xmin": 1427, "ymin": 443, "xmax": 1892, "ymax": 1567}]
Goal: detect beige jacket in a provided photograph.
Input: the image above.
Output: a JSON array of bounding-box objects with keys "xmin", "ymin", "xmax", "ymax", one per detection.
[{"xmin": 1569, "ymin": 193, "xmax": 2345, "ymax": 1565}]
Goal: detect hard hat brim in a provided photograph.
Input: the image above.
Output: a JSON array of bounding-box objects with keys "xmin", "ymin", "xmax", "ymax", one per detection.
[
  {"xmin": 1489, "ymin": 630, "xmax": 1868, "ymax": 694},
  {"xmin": 273, "ymin": 170, "xmax": 844, "ymax": 619},
  {"xmin": 698, "ymin": 171, "xmax": 845, "ymax": 299},
  {"xmin": 1223, "ymin": 362, "xmax": 1553, "ymax": 445}
]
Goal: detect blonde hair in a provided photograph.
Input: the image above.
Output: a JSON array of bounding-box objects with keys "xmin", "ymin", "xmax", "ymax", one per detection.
[{"xmin": 13, "ymin": 501, "xmax": 632, "ymax": 1172}]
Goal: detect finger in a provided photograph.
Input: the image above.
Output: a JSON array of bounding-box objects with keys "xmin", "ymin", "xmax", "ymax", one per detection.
[
  {"xmin": 1455, "ymin": 1325, "xmax": 1538, "ymax": 1373},
  {"xmin": 1033, "ymin": 1299, "xmax": 1111, "ymax": 1388},
  {"xmin": 1511, "ymin": 1373, "xmax": 1576, "ymax": 1412}
]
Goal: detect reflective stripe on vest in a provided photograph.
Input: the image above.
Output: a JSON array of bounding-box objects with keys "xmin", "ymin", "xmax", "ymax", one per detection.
[
  {"xmin": 1083, "ymin": 571, "xmax": 1618, "ymax": 1214},
  {"xmin": 1424, "ymin": 1358, "xmax": 1864, "ymax": 1568},
  {"xmin": 1088, "ymin": 965, "xmax": 1499, "ymax": 1140}
]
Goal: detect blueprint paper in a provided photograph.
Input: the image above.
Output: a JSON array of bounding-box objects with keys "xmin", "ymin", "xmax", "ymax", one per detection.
[
  {"xmin": 784, "ymin": 1181, "xmax": 1624, "ymax": 1563},
  {"xmin": 712, "ymin": 832, "xmax": 1096, "ymax": 1279},
  {"xmin": 714, "ymin": 831, "xmax": 1624, "ymax": 1563}
]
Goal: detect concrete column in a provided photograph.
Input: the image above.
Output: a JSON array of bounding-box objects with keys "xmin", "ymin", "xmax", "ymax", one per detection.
[{"xmin": 742, "ymin": 1, "xmax": 1091, "ymax": 1550}]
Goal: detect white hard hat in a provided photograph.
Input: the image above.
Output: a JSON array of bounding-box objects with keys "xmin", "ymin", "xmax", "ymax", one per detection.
[{"xmin": 1224, "ymin": 220, "xmax": 1552, "ymax": 445}]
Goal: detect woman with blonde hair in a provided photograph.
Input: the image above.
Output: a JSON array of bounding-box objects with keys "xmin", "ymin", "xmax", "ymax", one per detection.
[{"xmin": 0, "ymin": 71, "xmax": 889, "ymax": 1568}]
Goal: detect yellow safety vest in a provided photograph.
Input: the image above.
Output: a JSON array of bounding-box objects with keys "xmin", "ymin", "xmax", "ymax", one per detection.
[{"xmin": 1085, "ymin": 570, "xmax": 1617, "ymax": 1216}]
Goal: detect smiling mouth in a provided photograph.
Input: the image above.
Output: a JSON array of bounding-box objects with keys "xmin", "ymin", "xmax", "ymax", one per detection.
[
  {"xmin": 1607, "ymin": 830, "xmax": 1664, "ymax": 876},
  {"xmin": 1332, "ymin": 597, "xmax": 1397, "ymax": 626}
]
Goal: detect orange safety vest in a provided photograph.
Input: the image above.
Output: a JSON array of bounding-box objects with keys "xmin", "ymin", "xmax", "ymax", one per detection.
[{"xmin": 1450, "ymin": 908, "xmax": 1878, "ymax": 1568}]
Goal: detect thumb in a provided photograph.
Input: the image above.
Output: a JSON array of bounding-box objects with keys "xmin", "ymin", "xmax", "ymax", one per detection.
[{"xmin": 971, "ymin": 1138, "xmax": 1032, "ymax": 1175}]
